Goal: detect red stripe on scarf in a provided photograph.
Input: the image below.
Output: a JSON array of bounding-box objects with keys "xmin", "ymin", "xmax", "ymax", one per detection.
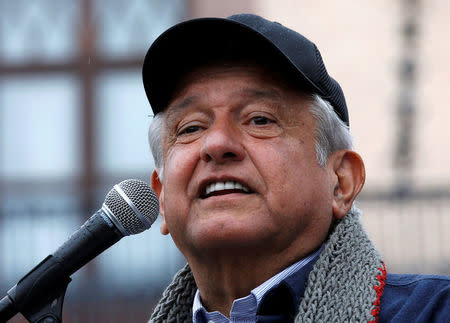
[{"xmin": 369, "ymin": 262, "xmax": 387, "ymax": 323}]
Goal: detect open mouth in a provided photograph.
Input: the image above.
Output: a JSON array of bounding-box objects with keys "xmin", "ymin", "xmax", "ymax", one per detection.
[{"xmin": 201, "ymin": 180, "xmax": 253, "ymax": 199}]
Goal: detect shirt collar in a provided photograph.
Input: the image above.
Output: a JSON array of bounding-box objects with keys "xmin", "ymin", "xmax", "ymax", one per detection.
[{"xmin": 192, "ymin": 245, "xmax": 323, "ymax": 323}]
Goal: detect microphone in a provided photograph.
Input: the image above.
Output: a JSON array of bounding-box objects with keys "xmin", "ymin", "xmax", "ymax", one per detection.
[{"xmin": 0, "ymin": 179, "xmax": 159, "ymax": 322}]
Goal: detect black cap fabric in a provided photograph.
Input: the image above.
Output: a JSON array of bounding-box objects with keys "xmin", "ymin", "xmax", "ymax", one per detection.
[{"xmin": 142, "ymin": 13, "xmax": 349, "ymax": 125}]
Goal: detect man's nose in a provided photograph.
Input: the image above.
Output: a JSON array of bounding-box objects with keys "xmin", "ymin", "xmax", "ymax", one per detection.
[{"xmin": 200, "ymin": 121, "xmax": 245, "ymax": 164}]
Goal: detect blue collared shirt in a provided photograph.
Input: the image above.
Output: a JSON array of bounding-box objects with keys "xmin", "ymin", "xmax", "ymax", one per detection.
[{"xmin": 192, "ymin": 246, "xmax": 323, "ymax": 323}]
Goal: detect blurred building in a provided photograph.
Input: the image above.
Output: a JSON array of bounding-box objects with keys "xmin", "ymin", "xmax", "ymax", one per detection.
[{"xmin": 0, "ymin": 1, "xmax": 449, "ymax": 322}]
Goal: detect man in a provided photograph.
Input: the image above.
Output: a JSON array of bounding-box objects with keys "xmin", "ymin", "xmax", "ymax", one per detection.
[{"xmin": 142, "ymin": 14, "xmax": 449, "ymax": 322}]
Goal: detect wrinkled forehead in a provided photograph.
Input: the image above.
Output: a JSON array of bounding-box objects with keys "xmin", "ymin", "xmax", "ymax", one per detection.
[{"xmin": 165, "ymin": 59, "xmax": 311, "ymax": 113}]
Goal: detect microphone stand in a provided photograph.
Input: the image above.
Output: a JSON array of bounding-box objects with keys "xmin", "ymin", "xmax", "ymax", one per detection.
[{"xmin": 0, "ymin": 255, "xmax": 71, "ymax": 323}]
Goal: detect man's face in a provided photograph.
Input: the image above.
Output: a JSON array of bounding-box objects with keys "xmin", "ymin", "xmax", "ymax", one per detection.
[{"xmin": 154, "ymin": 63, "xmax": 336, "ymax": 262}]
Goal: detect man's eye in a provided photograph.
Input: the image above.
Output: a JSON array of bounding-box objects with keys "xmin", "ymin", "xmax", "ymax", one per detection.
[
  {"xmin": 250, "ymin": 116, "xmax": 273, "ymax": 125},
  {"xmin": 178, "ymin": 125, "xmax": 201, "ymax": 136}
]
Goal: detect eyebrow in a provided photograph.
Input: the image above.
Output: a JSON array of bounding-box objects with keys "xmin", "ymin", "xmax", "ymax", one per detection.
[
  {"xmin": 164, "ymin": 87, "xmax": 285, "ymax": 125},
  {"xmin": 167, "ymin": 95, "xmax": 200, "ymax": 113},
  {"xmin": 164, "ymin": 95, "xmax": 201, "ymax": 127},
  {"xmin": 168, "ymin": 87, "xmax": 282, "ymax": 110}
]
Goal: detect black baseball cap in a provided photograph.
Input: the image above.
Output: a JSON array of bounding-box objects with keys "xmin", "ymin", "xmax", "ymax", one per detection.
[{"xmin": 142, "ymin": 13, "xmax": 349, "ymax": 125}]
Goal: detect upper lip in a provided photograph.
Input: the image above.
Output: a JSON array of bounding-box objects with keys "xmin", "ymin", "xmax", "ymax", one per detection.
[{"xmin": 197, "ymin": 175, "xmax": 254, "ymax": 198}]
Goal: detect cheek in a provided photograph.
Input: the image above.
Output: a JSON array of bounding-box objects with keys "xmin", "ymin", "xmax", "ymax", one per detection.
[
  {"xmin": 257, "ymin": 139, "xmax": 325, "ymax": 213},
  {"xmin": 164, "ymin": 145, "xmax": 198, "ymax": 186},
  {"xmin": 161, "ymin": 146, "xmax": 198, "ymax": 219}
]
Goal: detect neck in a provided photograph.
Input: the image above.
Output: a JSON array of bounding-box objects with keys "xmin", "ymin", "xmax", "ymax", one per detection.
[{"xmin": 188, "ymin": 246, "xmax": 313, "ymax": 316}]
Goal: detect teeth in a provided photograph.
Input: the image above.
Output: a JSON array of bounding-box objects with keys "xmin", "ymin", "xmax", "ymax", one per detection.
[
  {"xmin": 216, "ymin": 182, "xmax": 225, "ymax": 191},
  {"xmin": 224, "ymin": 182, "xmax": 234, "ymax": 190},
  {"xmin": 205, "ymin": 181, "xmax": 250, "ymax": 195}
]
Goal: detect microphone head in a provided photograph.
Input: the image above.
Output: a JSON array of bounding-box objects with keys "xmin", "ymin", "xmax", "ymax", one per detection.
[{"xmin": 103, "ymin": 179, "xmax": 159, "ymax": 235}]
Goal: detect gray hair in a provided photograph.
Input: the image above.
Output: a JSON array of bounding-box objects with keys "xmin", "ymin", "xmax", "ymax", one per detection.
[
  {"xmin": 148, "ymin": 112, "xmax": 165, "ymax": 180},
  {"xmin": 148, "ymin": 95, "xmax": 353, "ymax": 179},
  {"xmin": 309, "ymin": 94, "xmax": 353, "ymax": 166}
]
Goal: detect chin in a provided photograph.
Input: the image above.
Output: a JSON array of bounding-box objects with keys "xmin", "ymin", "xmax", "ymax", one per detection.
[{"xmin": 186, "ymin": 220, "xmax": 279, "ymax": 254}]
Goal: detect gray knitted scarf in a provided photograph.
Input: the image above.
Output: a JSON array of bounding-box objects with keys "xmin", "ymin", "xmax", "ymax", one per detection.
[{"xmin": 149, "ymin": 209, "xmax": 387, "ymax": 323}]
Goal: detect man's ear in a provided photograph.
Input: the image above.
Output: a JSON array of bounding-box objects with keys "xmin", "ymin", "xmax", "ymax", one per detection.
[
  {"xmin": 151, "ymin": 170, "xmax": 169, "ymax": 235},
  {"xmin": 329, "ymin": 150, "xmax": 365, "ymax": 219}
]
